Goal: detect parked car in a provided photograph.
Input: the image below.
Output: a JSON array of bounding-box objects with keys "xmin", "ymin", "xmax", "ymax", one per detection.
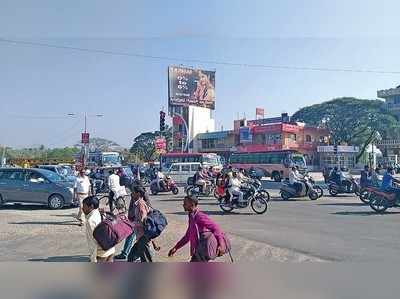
[
  {"xmin": 37, "ymin": 165, "xmax": 77, "ymax": 183},
  {"xmin": 165, "ymin": 162, "xmax": 202, "ymax": 185},
  {"xmin": 0, "ymin": 168, "xmax": 75, "ymax": 209}
]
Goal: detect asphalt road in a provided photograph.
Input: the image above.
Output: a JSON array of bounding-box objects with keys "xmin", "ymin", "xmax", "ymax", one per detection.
[
  {"xmin": 1, "ymin": 188, "xmax": 399, "ymax": 263},
  {"xmin": 153, "ymin": 190, "xmax": 400, "ymax": 263}
]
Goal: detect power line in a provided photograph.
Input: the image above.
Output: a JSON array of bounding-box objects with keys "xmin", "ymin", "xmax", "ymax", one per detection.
[{"xmin": 1, "ymin": 38, "xmax": 399, "ymax": 74}]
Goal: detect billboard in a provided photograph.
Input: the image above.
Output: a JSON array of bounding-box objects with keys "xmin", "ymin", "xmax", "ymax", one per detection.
[
  {"xmin": 239, "ymin": 127, "xmax": 253, "ymax": 143},
  {"xmin": 168, "ymin": 66, "xmax": 216, "ymax": 110}
]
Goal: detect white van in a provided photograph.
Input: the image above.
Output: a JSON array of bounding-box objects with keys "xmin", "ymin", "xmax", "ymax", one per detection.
[{"xmin": 165, "ymin": 162, "xmax": 202, "ymax": 185}]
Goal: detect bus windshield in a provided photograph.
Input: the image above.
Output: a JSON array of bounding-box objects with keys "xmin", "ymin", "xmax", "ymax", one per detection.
[
  {"xmin": 202, "ymin": 155, "xmax": 220, "ymax": 165},
  {"xmin": 102, "ymin": 154, "xmax": 120, "ymax": 165}
]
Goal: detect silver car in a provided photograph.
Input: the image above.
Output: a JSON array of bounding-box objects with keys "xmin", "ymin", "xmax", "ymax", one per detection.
[{"xmin": 0, "ymin": 168, "xmax": 75, "ymax": 209}]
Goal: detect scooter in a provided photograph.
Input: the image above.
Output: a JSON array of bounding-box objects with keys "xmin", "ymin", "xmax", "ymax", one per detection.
[
  {"xmin": 280, "ymin": 176, "xmax": 322, "ymax": 200},
  {"xmin": 150, "ymin": 177, "xmax": 179, "ymax": 195},
  {"xmin": 328, "ymin": 178, "xmax": 360, "ymax": 196},
  {"xmin": 214, "ymin": 177, "xmax": 270, "ymax": 203}
]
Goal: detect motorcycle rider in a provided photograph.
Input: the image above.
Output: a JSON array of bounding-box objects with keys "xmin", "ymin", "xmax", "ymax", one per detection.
[
  {"xmin": 360, "ymin": 165, "xmax": 371, "ymax": 189},
  {"xmin": 289, "ymin": 166, "xmax": 303, "ymax": 194},
  {"xmin": 156, "ymin": 169, "xmax": 166, "ymax": 191},
  {"xmin": 229, "ymin": 171, "xmax": 243, "ymax": 206},
  {"xmin": 107, "ymin": 169, "xmax": 122, "ymax": 212},
  {"xmin": 195, "ymin": 167, "xmax": 208, "ymax": 193},
  {"xmin": 339, "ymin": 167, "xmax": 352, "ymax": 192},
  {"xmin": 380, "ymin": 167, "xmax": 400, "ymax": 204}
]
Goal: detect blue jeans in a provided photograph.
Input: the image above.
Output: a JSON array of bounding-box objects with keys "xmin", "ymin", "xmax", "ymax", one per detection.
[{"xmin": 121, "ymin": 233, "xmax": 136, "ymax": 257}]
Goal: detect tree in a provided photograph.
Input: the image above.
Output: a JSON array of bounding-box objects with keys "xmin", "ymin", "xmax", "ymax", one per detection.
[
  {"xmin": 292, "ymin": 97, "xmax": 400, "ymax": 161},
  {"xmin": 130, "ymin": 126, "xmax": 172, "ymax": 162},
  {"xmin": 74, "ymin": 137, "xmax": 122, "ymax": 152}
]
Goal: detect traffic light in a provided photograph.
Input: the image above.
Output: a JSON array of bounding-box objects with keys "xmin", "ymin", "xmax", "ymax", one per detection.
[{"xmin": 160, "ymin": 111, "xmax": 166, "ymax": 132}]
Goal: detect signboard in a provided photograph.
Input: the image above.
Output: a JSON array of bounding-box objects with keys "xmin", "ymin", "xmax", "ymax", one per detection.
[
  {"xmin": 239, "ymin": 127, "xmax": 253, "ymax": 143},
  {"xmin": 81, "ymin": 133, "xmax": 90, "ymax": 144},
  {"xmin": 256, "ymin": 108, "xmax": 265, "ymax": 119},
  {"xmin": 168, "ymin": 66, "xmax": 216, "ymax": 110},
  {"xmin": 155, "ymin": 137, "xmax": 167, "ymax": 151}
]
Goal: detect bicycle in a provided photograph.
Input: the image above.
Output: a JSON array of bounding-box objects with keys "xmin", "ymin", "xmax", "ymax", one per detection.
[{"xmin": 98, "ymin": 192, "xmax": 130, "ymax": 214}]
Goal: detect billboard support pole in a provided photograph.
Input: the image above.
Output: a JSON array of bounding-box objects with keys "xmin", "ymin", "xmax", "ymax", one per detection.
[{"xmin": 173, "ymin": 112, "xmax": 189, "ymax": 153}]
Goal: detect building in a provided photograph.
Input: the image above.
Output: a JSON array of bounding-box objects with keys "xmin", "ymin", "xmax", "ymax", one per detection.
[
  {"xmin": 377, "ymin": 84, "xmax": 400, "ymax": 118},
  {"xmin": 193, "ymin": 113, "xmax": 330, "ymax": 167},
  {"xmin": 317, "ymin": 145, "xmax": 359, "ymax": 170}
]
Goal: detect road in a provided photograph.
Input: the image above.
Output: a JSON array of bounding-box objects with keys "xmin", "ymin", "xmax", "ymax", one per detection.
[
  {"xmin": 0, "ymin": 188, "xmax": 399, "ymax": 262},
  {"xmin": 153, "ymin": 190, "xmax": 400, "ymax": 262}
]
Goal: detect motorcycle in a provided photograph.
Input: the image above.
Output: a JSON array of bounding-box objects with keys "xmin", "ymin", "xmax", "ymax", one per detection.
[
  {"xmin": 219, "ymin": 181, "xmax": 269, "ymax": 214},
  {"xmin": 185, "ymin": 176, "xmax": 216, "ymax": 198},
  {"xmin": 214, "ymin": 177, "xmax": 270, "ymax": 203},
  {"xmin": 369, "ymin": 189, "xmax": 400, "ymax": 213},
  {"xmin": 150, "ymin": 178, "xmax": 179, "ymax": 195},
  {"xmin": 328, "ymin": 178, "xmax": 360, "ymax": 197},
  {"xmin": 91, "ymin": 178, "xmax": 109, "ymax": 195},
  {"xmin": 280, "ymin": 176, "xmax": 322, "ymax": 200},
  {"xmin": 359, "ymin": 185, "xmax": 380, "ymax": 204}
]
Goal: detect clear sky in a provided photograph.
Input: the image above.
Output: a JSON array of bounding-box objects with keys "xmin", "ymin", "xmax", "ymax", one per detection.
[{"xmin": 1, "ymin": 0, "xmax": 400, "ymax": 148}]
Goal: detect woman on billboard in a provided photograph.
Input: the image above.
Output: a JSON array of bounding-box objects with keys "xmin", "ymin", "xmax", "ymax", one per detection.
[{"xmin": 192, "ymin": 71, "xmax": 215, "ymax": 109}]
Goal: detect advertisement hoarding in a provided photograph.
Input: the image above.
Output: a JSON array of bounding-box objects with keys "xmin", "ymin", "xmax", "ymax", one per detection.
[
  {"xmin": 81, "ymin": 133, "xmax": 90, "ymax": 144},
  {"xmin": 239, "ymin": 127, "xmax": 253, "ymax": 143},
  {"xmin": 168, "ymin": 66, "xmax": 216, "ymax": 110}
]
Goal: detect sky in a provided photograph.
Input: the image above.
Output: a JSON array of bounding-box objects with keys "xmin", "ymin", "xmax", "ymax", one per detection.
[{"xmin": 1, "ymin": 0, "xmax": 400, "ymax": 148}]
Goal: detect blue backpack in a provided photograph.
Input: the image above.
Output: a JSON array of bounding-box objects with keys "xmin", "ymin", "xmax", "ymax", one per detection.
[{"xmin": 143, "ymin": 209, "xmax": 168, "ymax": 240}]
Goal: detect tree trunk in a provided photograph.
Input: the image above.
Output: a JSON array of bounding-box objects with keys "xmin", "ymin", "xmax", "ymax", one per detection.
[{"xmin": 356, "ymin": 131, "xmax": 376, "ymax": 163}]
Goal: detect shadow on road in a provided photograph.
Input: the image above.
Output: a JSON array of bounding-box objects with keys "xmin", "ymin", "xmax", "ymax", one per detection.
[
  {"xmin": 9, "ymin": 220, "xmax": 80, "ymax": 226},
  {"xmin": 319, "ymin": 203, "xmax": 366, "ymax": 207},
  {"xmin": 0, "ymin": 204, "xmax": 75, "ymax": 211},
  {"xmin": 29, "ymin": 255, "xmax": 89, "ymax": 262},
  {"xmin": 169, "ymin": 210, "xmax": 254, "ymax": 216},
  {"xmin": 331, "ymin": 211, "xmax": 400, "ymax": 216}
]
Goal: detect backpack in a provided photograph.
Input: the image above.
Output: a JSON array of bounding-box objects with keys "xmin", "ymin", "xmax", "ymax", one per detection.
[
  {"xmin": 143, "ymin": 209, "xmax": 168, "ymax": 240},
  {"xmin": 93, "ymin": 212, "xmax": 134, "ymax": 251}
]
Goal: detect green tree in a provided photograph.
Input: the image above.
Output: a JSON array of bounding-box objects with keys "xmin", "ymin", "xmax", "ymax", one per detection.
[
  {"xmin": 130, "ymin": 126, "xmax": 172, "ymax": 161},
  {"xmin": 292, "ymin": 97, "xmax": 400, "ymax": 161}
]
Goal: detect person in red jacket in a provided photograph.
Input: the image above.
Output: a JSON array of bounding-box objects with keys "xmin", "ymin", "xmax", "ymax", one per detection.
[{"xmin": 168, "ymin": 195, "xmax": 226, "ymax": 262}]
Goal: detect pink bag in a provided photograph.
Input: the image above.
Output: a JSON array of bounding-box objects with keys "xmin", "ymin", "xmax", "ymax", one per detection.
[{"xmin": 93, "ymin": 212, "xmax": 134, "ymax": 251}]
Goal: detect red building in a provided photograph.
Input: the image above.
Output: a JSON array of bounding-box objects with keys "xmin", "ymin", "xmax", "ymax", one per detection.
[{"xmin": 194, "ymin": 113, "xmax": 329, "ymax": 166}]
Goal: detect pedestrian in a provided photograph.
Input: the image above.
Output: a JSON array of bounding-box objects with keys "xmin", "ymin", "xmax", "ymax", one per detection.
[
  {"xmin": 115, "ymin": 182, "xmax": 153, "ymax": 261},
  {"xmin": 75, "ymin": 169, "xmax": 91, "ymax": 226},
  {"xmin": 127, "ymin": 185, "xmax": 160, "ymax": 262},
  {"xmin": 107, "ymin": 169, "xmax": 122, "ymax": 212},
  {"xmin": 168, "ymin": 195, "xmax": 227, "ymax": 262},
  {"xmin": 82, "ymin": 196, "xmax": 115, "ymax": 262}
]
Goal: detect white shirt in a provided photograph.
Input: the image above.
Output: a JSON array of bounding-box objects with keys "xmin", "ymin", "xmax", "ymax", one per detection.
[
  {"xmin": 229, "ymin": 177, "xmax": 241, "ymax": 192},
  {"xmin": 85, "ymin": 209, "xmax": 115, "ymax": 262},
  {"xmin": 75, "ymin": 175, "xmax": 91, "ymax": 194},
  {"xmin": 108, "ymin": 173, "xmax": 121, "ymax": 192},
  {"xmin": 289, "ymin": 171, "xmax": 299, "ymax": 185},
  {"xmin": 157, "ymin": 172, "xmax": 165, "ymax": 180}
]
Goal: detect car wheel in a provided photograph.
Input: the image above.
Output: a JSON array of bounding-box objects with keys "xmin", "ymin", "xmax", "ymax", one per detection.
[{"xmin": 48, "ymin": 194, "xmax": 65, "ymax": 210}]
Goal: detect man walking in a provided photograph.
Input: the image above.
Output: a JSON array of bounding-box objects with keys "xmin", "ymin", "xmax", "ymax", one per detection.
[
  {"xmin": 75, "ymin": 169, "xmax": 91, "ymax": 226},
  {"xmin": 107, "ymin": 169, "xmax": 121, "ymax": 212},
  {"xmin": 168, "ymin": 196, "xmax": 227, "ymax": 262}
]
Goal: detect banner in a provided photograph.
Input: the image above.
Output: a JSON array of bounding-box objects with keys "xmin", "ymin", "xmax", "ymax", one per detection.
[
  {"xmin": 239, "ymin": 127, "xmax": 253, "ymax": 143},
  {"xmin": 168, "ymin": 66, "xmax": 216, "ymax": 110},
  {"xmin": 256, "ymin": 108, "xmax": 264, "ymax": 119},
  {"xmin": 155, "ymin": 137, "xmax": 167, "ymax": 154},
  {"xmin": 81, "ymin": 133, "xmax": 90, "ymax": 144}
]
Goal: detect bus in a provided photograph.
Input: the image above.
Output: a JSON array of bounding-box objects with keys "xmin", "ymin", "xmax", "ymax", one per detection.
[
  {"xmin": 229, "ymin": 150, "xmax": 307, "ymax": 182},
  {"xmin": 160, "ymin": 153, "xmax": 223, "ymax": 171}
]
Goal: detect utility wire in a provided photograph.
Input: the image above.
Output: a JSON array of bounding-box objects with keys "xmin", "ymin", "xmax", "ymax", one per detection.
[{"xmin": 1, "ymin": 38, "xmax": 399, "ymax": 74}]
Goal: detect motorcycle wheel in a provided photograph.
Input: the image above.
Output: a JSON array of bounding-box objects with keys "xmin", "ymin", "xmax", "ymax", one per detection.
[
  {"xmin": 370, "ymin": 196, "xmax": 388, "ymax": 213},
  {"xmin": 308, "ymin": 191, "xmax": 319, "ymax": 201},
  {"xmin": 280, "ymin": 191, "xmax": 290, "ymax": 200},
  {"xmin": 329, "ymin": 187, "xmax": 338, "ymax": 197},
  {"xmin": 151, "ymin": 189, "xmax": 158, "ymax": 195},
  {"xmin": 314, "ymin": 186, "xmax": 324, "ymax": 198},
  {"xmin": 186, "ymin": 187, "xmax": 194, "ymax": 197},
  {"xmin": 172, "ymin": 187, "xmax": 179, "ymax": 195},
  {"xmin": 258, "ymin": 190, "xmax": 270, "ymax": 202},
  {"xmin": 359, "ymin": 190, "xmax": 371, "ymax": 204},
  {"xmin": 213, "ymin": 189, "xmax": 220, "ymax": 199},
  {"xmin": 219, "ymin": 202, "xmax": 234, "ymax": 213},
  {"xmin": 251, "ymin": 197, "xmax": 268, "ymax": 214}
]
